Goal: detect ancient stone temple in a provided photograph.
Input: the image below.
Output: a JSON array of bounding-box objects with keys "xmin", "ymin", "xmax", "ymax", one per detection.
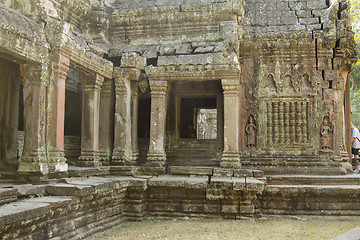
[
  {"xmin": 0, "ymin": 0, "xmax": 356, "ymax": 180},
  {"xmin": 0, "ymin": 0, "xmax": 359, "ymax": 238}
]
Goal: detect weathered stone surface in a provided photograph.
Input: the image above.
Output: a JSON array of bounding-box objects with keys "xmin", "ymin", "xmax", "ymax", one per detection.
[
  {"xmin": 170, "ymin": 166, "xmax": 213, "ymax": 176},
  {"xmin": 0, "ymin": 0, "xmax": 358, "ymax": 237},
  {"xmin": 148, "ymin": 175, "xmax": 189, "ymax": 188},
  {"xmin": 0, "ymin": 200, "xmax": 50, "ymax": 226},
  {"xmin": 46, "ymin": 183, "xmax": 94, "ymax": 196},
  {"xmin": 0, "ymin": 188, "xmax": 18, "ymax": 205},
  {"xmin": 12, "ymin": 184, "xmax": 39, "ymax": 197}
]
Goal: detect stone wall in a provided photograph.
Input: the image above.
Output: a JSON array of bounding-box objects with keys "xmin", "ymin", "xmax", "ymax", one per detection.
[
  {"xmin": 0, "ymin": 174, "xmax": 264, "ymax": 239},
  {"xmin": 3, "ymin": 174, "xmax": 360, "ymax": 239}
]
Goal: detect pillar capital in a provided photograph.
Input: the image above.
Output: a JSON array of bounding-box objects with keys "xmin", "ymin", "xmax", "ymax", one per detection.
[
  {"xmin": 221, "ymin": 78, "xmax": 240, "ymax": 95},
  {"xmin": 80, "ymin": 72, "xmax": 104, "ymax": 90},
  {"xmin": 149, "ymin": 80, "xmax": 168, "ymax": 97},
  {"xmin": 101, "ymin": 79, "xmax": 113, "ymax": 94},
  {"xmin": 131, "ymin": 81, "xmax": 139, "ymax": 97},
  {"xmin": 20, "ymin": 63, "xmax": 49, "ymax": 86}
]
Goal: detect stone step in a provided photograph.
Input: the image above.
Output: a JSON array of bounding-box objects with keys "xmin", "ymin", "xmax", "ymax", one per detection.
[
  {"xmin": 266, "ymin": 174, "xmax": 360, "ymax": 185},
  {"xmin": 169, "ymin": 166, "xmax": 265, "ymax": 178},
  {"xmin": 251, "ymin": 165, "xmax": 347, "ymax": 175},
  {"xmin": 260, "ymin": 184, "xmax": 360, "ymax": 216},
  {"xmin": 68, "ymin": 166, "xmax": 110, "ymax": 177}
]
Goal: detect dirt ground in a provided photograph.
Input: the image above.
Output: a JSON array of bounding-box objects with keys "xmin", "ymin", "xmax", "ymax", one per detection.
[{"xmin": 95, "ymin": 217, "xmax": 358, "ymax": 240}]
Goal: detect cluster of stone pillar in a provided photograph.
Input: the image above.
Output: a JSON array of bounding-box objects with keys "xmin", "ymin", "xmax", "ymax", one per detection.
[{"xmin": 14, "ymin": 50, "xmax": 248, "ymax": 181}]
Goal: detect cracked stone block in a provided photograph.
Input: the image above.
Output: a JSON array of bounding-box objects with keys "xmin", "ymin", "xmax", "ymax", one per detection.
[
  {"xmin": 299, "ymin": 17, "xmax": 320, "ymax": 25},
  {"xmin": 159, "ymin": 45, "xmax": 176, "ymax": 56},
  {"xmin": 221, "ymin": 201, "xmax": 239, "ymax": 214},
  {"xmin": 296, "ymin": 10, "xmax": 313, "ymax": 18},
  {"xmin": 289, "ymin": 2, "xmax": 307, "ymax": 10},
  {"xmin": 183, "ymin": 200, "xmax": 204, "ymax": 212},
  {"xmin": 175, "ymin": 44, "xmax": 192, "ymax": 54},
  {"xmin": 204, "ymin": 201, "xmax": 221, "ymax": 213},
  {"xmin": 46, "ymin": 184, "xmax": 94, "ymax": 196},
  {"xmin": 194, "ymin": 46, "xmax": 215, "ymax": 54},
  {"xmin": 306, "ymin": 24, "xmax": 322, "ymax": 31},
  {"xmin": 13, "ymin": 184, "xmax": 39, "ymax": 197},
  {"xmin": 0, "ymin": 188, "xmax": 18, "ymax": 205},
  {"xmin": 307, "ymin": 0, "xmax": 328, "ymax": 10}
]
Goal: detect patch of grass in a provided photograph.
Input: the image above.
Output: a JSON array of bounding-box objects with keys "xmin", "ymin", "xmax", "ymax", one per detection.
[{"xmin": 96, "ymin": 218, "xmax": 357, "ymax": 240}]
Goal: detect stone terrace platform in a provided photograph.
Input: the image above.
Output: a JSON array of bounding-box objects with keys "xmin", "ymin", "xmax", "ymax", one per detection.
[{"xmin": 2, "ymin": 169, "xmax": 360, "ymax": 239}]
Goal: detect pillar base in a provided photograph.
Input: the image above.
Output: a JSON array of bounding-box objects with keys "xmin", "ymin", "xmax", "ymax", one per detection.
[
  {"xmin": 99, "ymin": 151, "xmax": 111, "ymax": 166},
  {"xmin": 131, "ymin": 151, "xmax": 139, "ymax": 161},
  {"xmin": 220, "ymin": 152, "xmax": 241, "ymax": 168},
  {"xmin": 146, "ymin": 152, "xmax": 167, "ymax": 168},
  {"xmin": 112, "ymin": 151, "xmax": 136, "ymax": 166},
  {"xmin": 78, "ymin": 152, "xmax": 102, "ymax": 167},
  {"xmin": 48, "ymin": 150, "xmax": 68, "ymax": 173},
  {"xmin": 17, "ymin": 154, "xmax": 49, "ymax": 182}
]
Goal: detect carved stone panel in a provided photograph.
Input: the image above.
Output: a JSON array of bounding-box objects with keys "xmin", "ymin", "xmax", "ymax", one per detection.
[{"xmin": 266, "ymin": 99, "xmax": 310, "ymax": 146}]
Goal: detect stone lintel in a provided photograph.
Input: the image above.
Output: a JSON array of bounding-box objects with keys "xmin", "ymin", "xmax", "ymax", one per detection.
[
  {"xmin": 59, "ymin": 45, "xmax": 113, "ymax": 79},
  {"xmin": 146, "ymin": 64, "xmax": 240, "ymax": 82},
  {"xmin": 221, "ymin": 78, "xmax": 240, "ymax": 94},
  {"xmin": 80, "ymin": 72, "xmax": 104, "ymax": 89}
]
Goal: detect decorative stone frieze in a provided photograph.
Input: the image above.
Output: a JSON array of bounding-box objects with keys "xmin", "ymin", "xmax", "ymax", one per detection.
[{"xmin": 146, "ymin": 64, "xmax": 240, "ymax": 82}]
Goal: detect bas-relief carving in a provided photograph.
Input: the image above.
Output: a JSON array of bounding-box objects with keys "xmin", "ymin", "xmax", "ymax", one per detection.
[
  {"xmin": 246, "ymin": 115, "xmax": 257, "ymax": 148},
  {"xmin": 320, "ymin": 115, "xmax": 333, "ymax": 150}
]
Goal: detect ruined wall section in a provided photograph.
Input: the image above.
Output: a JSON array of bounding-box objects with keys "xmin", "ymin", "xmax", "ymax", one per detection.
[
  {"xmin": 109, "ymin": 0, "xmax": 243, "ymax": 56},
  {"xmin": 239, "ymin": 0, "xmax": 356, "ymax": 166}
]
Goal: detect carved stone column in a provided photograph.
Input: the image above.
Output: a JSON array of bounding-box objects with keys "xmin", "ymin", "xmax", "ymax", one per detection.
[
  {"xmin": 17, "ymin": 64, "xmax": 49, "ymax": 181},
  {"xmin": 112, "ymin": 53, "xmax": 145, "ymax": 166},
  {"xmin": 78, "ymin": 73, "xmax": 104, "ymax": 167},
  {"xmin": 221, "ymin": 79, "xmax": 241, "ymax": 168},
  {"xmin": 146, "ymin": 80, "xmax": 168, "ymax": 168},
  {"xmin": 112, "ymin": 68, "xmax": 133, "ymax": 165},
  {"xmin": 47, "ymin": 54, "xmax": 69, "ymax": 174},
  {"xmin": 131, "ymin": 81, "xmax": 139, "ymax": 161},
  {"xmin": 99, "ymin": 79, "xmax": 114, "ymax": 166}
]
